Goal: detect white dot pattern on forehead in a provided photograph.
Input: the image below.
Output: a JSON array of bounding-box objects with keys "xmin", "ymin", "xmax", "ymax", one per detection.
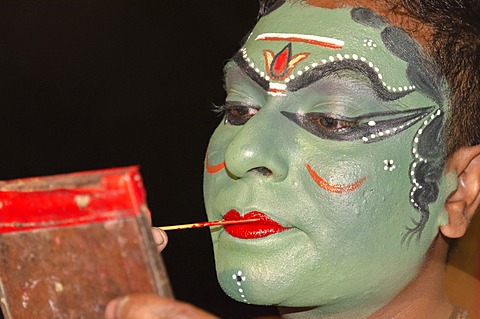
[
  {"xmin": 363, "ymin": 38, "xmax": 377, "ymax": 50},
  {"xmin": 240, "ymin": 48, "xmax": 415, "ymax": 97}
]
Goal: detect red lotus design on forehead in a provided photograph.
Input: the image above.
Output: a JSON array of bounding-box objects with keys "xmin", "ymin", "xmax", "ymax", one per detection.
[{"xmin": 263, "ymin": 43, "xmax": 310, "ymax": 81}]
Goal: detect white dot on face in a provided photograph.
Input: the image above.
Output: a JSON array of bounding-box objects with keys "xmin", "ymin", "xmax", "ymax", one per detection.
[
  {"xmin": 362, "ymin": 137, "xmax": 369, "ymax": 142},
  {"xmin": 312, "ymin": 63, "xmax": 318, "ymax": 68},
  {"xmin": 368, "ymin": 62, "xmax": 374, "ymax": 68},
  {"xmin": 329, "ymin": 56, "xmax": 335, "ymax": 62},
  {"xmin": 337, "ymin": 53, "xmax": 343, "ymax": 60},
  {"xmin": 239, "ymin": 289, "xmax": 244, "ymax": 293},
  {"xmin": 368, "ymin": 121, "xmax": 376, "ymax": 126},
  {"xmin": 352, "ymin": 54, "xmax": 358, "ymax": 60},
  {"xmin": 237, "ymin": 282, "xmax": 242, "ymax": 286}
]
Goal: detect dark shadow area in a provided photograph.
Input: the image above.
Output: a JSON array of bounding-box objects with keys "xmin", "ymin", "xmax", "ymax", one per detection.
[{"xmin": 0, "ymin": 1, "xmax": 278, "ymax": 318}]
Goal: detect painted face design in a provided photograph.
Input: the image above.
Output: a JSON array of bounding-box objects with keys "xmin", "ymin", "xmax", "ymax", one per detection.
[{"xmin": 204, "ymin": 2, "xmax": 450, "ymax": 315}]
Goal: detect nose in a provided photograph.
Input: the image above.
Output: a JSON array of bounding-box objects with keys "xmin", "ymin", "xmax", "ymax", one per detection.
[{"xmin": 224, "ymin": 111, "xmax": 288, "ymax": 182}]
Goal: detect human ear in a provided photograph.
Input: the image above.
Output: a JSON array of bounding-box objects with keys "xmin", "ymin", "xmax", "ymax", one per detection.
[{"xmin": 442, "ymin": 145, "xmax": 480, "ymax": 238}]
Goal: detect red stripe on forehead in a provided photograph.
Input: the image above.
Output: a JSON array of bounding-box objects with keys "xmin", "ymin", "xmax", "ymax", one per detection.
[{"xmin": 258, "ymin": 36, "xmax": 343, "ymax": 49}]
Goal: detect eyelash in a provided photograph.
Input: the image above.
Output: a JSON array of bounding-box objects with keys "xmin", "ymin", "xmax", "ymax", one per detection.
[
  {"xmin": 308, "ymin": 116, "xmax": 358, "ymax": 130},
  {"xmin": 214, "ymin": 103, "xmax": 259, "ymax": 126}
]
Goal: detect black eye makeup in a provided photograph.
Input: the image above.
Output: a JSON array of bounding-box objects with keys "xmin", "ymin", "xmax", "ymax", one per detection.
[
  {"xmin": 281, "ymin": 106, "xmax": 434, "ymax": 143},
  {"xmin": 214, "ymin": 102, "xmax": 260, "ymax": 126}
]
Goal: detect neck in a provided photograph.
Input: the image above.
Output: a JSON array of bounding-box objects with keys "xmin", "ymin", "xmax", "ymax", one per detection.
[{"xmin": 278, "ymin": 235, "xmax": 454, "ymax": 319}]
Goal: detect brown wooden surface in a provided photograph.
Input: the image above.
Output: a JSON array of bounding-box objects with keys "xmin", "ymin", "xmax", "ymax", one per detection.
[{"xmin": 0, "ymin": 215, "xmax": 172, "ymax": 319}]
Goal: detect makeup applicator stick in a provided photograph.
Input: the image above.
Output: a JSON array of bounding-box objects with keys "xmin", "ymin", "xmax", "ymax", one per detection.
[{"xmin": 158, "ymin": 218, "xmax": 261, "ymax": 231}]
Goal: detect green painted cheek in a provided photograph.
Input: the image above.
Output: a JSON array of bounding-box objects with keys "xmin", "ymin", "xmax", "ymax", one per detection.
[{"xmin": 204, "ymin": 116, "xmax": 441, "ymax": 311}]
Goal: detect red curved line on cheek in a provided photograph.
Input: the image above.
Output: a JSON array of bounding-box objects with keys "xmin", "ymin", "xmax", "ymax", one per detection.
[
  {"xmin": 205, "ymin": 155, "xmax": 225, "ymax": 174},
  {"xmin": 306, "ymin": 164, "xmax": 367, "ymax": 194}
]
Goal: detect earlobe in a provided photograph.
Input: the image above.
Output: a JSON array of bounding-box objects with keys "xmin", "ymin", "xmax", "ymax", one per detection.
[{"xmin": 442, "ymin": 145, "xmax": 480, "ymax": 238}]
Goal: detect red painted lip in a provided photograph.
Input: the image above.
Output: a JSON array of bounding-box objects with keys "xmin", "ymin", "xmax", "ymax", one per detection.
[{"xmin": 223, "ymin": 210, "xmax": 290, "ymax": 239}]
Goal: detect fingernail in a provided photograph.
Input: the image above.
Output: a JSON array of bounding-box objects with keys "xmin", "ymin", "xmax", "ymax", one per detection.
[{"xmin": 152, "ymin": 228, "xmax": 166, "ymax": 246}]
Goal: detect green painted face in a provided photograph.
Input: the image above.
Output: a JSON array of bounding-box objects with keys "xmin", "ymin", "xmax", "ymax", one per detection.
[{"xmin": 204, "ymin": 2, "xmax": 453, "ymax": 316}]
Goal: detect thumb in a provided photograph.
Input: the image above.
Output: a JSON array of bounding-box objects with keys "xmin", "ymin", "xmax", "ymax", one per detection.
[{"xmin": 105, "ymin": 294, "xmax": 219, "ymax": 319}]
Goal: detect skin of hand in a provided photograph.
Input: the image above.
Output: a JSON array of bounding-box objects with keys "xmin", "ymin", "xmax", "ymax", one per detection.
[{"xmin": 104, "ymin": 294, "xmax": 219, "ymax": 319}]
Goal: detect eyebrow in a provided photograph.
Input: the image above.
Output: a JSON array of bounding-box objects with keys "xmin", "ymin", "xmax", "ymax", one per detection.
[
  {"xmin": 231, "ymin": 51, "xmax": 414, "ymax": 101},
  {"xmin": 231, "ymin": 53, "xmax": 270, "ymax": 91}
]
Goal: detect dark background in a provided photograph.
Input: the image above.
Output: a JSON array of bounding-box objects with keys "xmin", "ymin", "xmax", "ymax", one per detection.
[{"xmin": 0, "ymin": 1, "xmax": 278, "ymax": 318}]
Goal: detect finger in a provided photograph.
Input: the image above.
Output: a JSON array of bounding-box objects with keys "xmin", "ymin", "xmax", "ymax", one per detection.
[
  {"xmin": 151, "ymin": 228, "xmax": 168, "ymax": 252},
  {"xmin": 105, "ymin": 294, "xmax": 219, "ymax": 319}
]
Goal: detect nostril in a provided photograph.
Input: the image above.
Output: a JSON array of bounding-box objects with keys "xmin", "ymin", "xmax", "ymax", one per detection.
[{"xmin": 247, "ymin": 167, "xmax": 273, "ymax": 176}]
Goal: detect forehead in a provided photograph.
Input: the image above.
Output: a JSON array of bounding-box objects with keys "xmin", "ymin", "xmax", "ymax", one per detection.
[{"xmin": 238, "ymin": 3, "xmax": 420, "ymax": 98}]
